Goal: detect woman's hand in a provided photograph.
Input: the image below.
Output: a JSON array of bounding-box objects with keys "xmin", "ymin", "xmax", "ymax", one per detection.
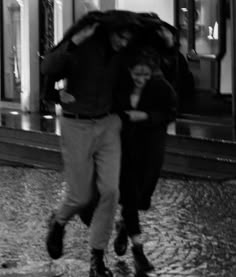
[
  {"xmin": 125, "ymin": 110, "xmax": 148, "ymax": 122},
  {"xmin": 71, "ymin": 23, "xmax": 99, "ymax": 45},
  {"xmin": 59, "ymin": 90, "xmax": 76, "ymax": 104}
]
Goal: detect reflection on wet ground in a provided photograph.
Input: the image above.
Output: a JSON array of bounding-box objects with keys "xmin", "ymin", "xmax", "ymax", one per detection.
[
  {"xmin": 0, "ymin": 109, "xmax": 236, "ymax": 142},
  {"xmin": 169, "ymin": 117, "xmax": 236, "ymax": 142},
  {"xmin": 0, "ymin": 110, "xmax": 60, "ymax": 135},
  {"xmin": 1, "ymin": 166, "xmax": 236, "ymax": 276}
]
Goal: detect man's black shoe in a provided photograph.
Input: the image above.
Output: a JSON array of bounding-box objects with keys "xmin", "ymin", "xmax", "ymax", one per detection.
[
  {"xmin": 89, "ymin": 250, "xmax": 113, "ymax": 277},
  {"xmin": 132, "ymin": 244, "xmax": 154, "ymax": 274},
  {"xmin": 114, "ymin": 220, "xmax": 128, "ymax": 256},
  {"xmin": 46, "ymin": 213, "xmax": 65, "ymax": 259}
]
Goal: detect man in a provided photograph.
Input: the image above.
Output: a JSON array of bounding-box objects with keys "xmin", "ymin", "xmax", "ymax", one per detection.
[{"xmin": 41, "ymin": 12, "xmax": 138, "ymax": 277}]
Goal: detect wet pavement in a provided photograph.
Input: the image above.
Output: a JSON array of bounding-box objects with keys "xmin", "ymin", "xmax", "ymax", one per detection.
[{"xmin": 1, "ymin": 166, "xmax": 236, "ymax": 277}]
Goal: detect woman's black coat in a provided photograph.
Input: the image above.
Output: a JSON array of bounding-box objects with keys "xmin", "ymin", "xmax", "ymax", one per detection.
[{"xmin": 114, "ymin": 74, "xmax": 177, "ymax": 210}]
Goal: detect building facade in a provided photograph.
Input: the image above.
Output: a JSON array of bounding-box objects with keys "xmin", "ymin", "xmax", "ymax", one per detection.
[
  {"xmin": 1, "ymin": 0, "xmax": 234, "ymax": 116},
  {"xmin": 0, "ymin": 0, "xmax": 174, "ymax": 113}
]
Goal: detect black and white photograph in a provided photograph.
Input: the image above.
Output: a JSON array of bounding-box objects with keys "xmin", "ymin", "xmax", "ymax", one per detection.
[{"xmin": 0, "ymin": 0, "xmax": 236, "ymax": 276}]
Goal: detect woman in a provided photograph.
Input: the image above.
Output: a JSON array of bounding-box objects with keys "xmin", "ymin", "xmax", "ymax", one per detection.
[{"xmin": 113, "ymin": 46, "xmax": 177, "ymax": 275}]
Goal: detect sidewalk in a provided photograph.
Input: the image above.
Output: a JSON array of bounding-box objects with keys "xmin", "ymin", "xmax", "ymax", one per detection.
[{"xmin": 1, "ymin": 166, "xmax": 236, "ymax": 277}]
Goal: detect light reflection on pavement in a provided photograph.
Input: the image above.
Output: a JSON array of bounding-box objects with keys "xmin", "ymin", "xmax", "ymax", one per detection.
[{"xmin": 1, "ymin": 166, "xmax": 236, "ymax": 277}]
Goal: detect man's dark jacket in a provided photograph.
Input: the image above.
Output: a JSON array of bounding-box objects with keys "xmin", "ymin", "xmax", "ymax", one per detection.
[
  {"xmin": 40, "ymin": 10, "xmax": 177, "ymax": 114},
  {"xmin": 41, "ymin": 29, "xmax": 124, "ymax": 116}
]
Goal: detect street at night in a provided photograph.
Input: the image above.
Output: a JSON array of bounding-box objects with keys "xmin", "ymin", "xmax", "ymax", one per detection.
[{"xmin": 1, "ymin": 166, "xmax": 236, "ymax": 277}]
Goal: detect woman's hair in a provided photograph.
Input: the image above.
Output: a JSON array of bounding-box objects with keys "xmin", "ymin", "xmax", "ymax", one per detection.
[{"xmin": 126, "ymin": 46, "xmax": 160, "ymax": 71}]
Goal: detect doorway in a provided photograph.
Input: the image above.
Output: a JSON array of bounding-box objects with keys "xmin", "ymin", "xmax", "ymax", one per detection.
[
  {"xmin": 175, "ymin": 0, "xmax": 231, "ymax": 117},
  {"xmin": 0, "ymin": 0, "xmax": 22, "ymax": 109}
]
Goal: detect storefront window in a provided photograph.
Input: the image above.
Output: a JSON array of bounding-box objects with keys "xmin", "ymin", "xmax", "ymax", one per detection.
[
  {"xmin": 195, "ymin": 0, "xmax": 221, "ymax": 57},
  {"xmin": 1, "ymin": 0, "xmax": 22, "ymax": 103},
  {"xmin": 178, "ymin": 0, "xmax": 226, "ymax": 59}
]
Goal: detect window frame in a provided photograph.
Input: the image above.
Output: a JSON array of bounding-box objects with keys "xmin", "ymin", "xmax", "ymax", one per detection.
[{"xmin": 0, "ymin": 0, "xmax": 4, "ymax": 99}]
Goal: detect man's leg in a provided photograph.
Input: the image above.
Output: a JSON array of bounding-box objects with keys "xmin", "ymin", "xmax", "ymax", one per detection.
[
  {"xmin": 89, "ymin": 115, "xmax": 121, "ymax": 277},
  {"xmin": 57, "ymin": 117, "xmax": 96, "ymax": 223},
  {"xmin": 89, "ymin": 114, "xmax": 121, "ymax": 250},
  {"xmin": 47, "ymin": 117, "xmax": 95, "ymax": 259}
]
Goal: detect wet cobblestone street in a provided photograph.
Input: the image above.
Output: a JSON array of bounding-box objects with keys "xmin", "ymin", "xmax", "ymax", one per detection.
[{"xmin": 1, "ymin": 166, "xmax": 236, "ymax": 277}]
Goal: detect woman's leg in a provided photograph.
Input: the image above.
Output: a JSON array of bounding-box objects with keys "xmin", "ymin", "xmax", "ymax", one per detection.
[
  {"xmin": 118, "ymin": 205, "xmax": 154, "ymax": 274},
  {"xmin": 114, "ymin": 163, "xmax": 141, "ymax": 256}
]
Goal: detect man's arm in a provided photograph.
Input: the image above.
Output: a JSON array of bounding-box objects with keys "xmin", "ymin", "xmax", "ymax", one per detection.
[
  {"xmin": 41, "ymin": 41, "xmax": 72, "ymax": 79},
  {"xmin": 41, "ymin": 23, "xmax": 98, "ymax": 104},
  {"xmin": 41, "ymin": 75, "xmax": 61, "ymax": 104},
  {"xmin": 41, "ymin": 23, "xmax": 98, "ymax": 77},
  {"xmin": 40, "ymin": 41, "xmax": 74, "ymax": 105}
]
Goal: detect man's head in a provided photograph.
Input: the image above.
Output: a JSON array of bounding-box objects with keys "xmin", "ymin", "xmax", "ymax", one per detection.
[
  {"xmin": 103, "ymin": 10, "xmax": 141, "ymax": 52},
  {"xmin": 109, "ymin": 29, "xmax": 134, "ymax": 52}
]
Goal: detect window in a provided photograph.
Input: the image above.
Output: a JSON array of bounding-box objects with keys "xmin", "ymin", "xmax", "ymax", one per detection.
[{"xmin": 1, "ymin": 0, "xmax": 22, "ymax": 103}]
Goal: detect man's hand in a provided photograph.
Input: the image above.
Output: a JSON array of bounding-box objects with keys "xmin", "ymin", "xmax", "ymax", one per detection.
[
  {"xmin": 125, "ymin": 110, "xmax": 148, "ymax": 122},
  {"xmin": 71, "ymin": 23, "xmax": 99, "ymax": 45},
  {"xmin": 59, "ymin": 90, "xmax": 76, "ymax": 104}
]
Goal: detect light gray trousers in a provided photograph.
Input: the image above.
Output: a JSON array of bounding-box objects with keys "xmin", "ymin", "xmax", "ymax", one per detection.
[{"xmin": 56, "ymin": 114, "xmax": 121, "ymax": 250}]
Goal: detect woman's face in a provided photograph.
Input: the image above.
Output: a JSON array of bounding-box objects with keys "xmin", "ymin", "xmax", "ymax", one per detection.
[{"xmin": 129, "ymin": 64, "xmax": 152, "ymax": 89}]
